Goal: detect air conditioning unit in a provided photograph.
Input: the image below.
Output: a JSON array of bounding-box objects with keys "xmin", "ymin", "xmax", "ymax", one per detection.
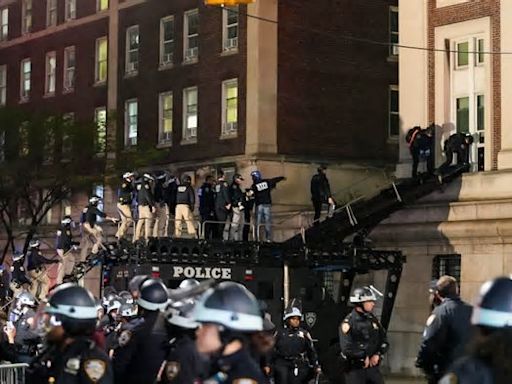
[
  {"xmin": 127, "ymin": 136, "xmax": 137, "ymax": 147},
  {"xmin": 162, "ymin": 53, "xmax": 173, "ymax": 65},
  {"xmin": 392, "ymin": 44, "xmax": 399, "ymax": 56},
  {"xmin": 225, "ymin": 37, "xmax": 238, "ymax": 50},
  {"xmin": 64, "ymin": 75, "xmax": 74, "ymax": 90},
  {"xmin": 186, "ymin": 127, "xmax": 197, "ymax": 139},
  {"xmin": 224, "ymin": 121, "xmax": 237, "ymax": 133},
  {"xmin": 126, "ymin": 61, "xmax": 137, "ymax": 73},
  {"xmin": 160, "ymin": 131, "xmax": 172, "ymax": 143},
  {"xmin": 185, "ymin": 47, "xmax": 198, "ymax": 61}
]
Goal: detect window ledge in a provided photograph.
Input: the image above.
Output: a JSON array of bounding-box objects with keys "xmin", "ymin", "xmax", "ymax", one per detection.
[
  {"xmin": 159, "ymin": 63, "xmax": 174, "ymax": 71},
  {"xmin": 220, "ymin": 133, "xmax": 238, "ymax": 140},
  {"xmin": 182, "ymin": 58, "xmax": 198, "ymax": 66},
  {"xmin": 221, "ymin": 49, "xmax": 238, "ymax": 57},
  {"xmin": 94, "ymin": 152, "xmax": 106, "ymax": 158},
  {"xmin": 19, "ymin": 97, "xmax": 29, "ymax": 104},
  {"xmin": 62, "ymin": 88, "xmax": 74, "ymax": 95},
  {"xmin": 180, "ymin": 138, "xmax": 197, "ymax": 145},
  {"xmin": 387, "ymin": 55, "xmax": 398, "ymax": 63},
  {"xmin": 156, "ymin": 142, "xmax": 173, "ymax": 149},
  {"xmin": 43, "ymin": 92, "xmax": 55, "ymax": 99},
  {"xmin": 124, "ymin": 71, "xmax": 138, "ymax": 79},
  {"xmin": 94, "ymin": 81, "xmax": 107, "ymax": 87}
]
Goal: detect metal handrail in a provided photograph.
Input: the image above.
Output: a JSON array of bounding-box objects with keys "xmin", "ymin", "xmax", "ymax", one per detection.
[{"xmin": 200, "ymin": 220, "xmax": 256, "ymax": 241}]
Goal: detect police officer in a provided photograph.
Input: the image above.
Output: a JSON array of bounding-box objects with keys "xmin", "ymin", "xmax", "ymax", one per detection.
[
  {"xmin": 198, "ymin": 175, "xmax": 216, "ymax": 240},
  {"xmin": 56, "ymin": 215, "xmax": 80, "ymax": 285},
  {"xmin": 108, "ymin": 303, "xmax": 141, "ymax": 356},
  {"xmin": 113, "ymin": 277, "xmax": 168, "ymax": 384},
  {"xmin": 175, "ymin": 175, "xmax": 197, "ymax": 238},
  {"xmin": 10, "ymin": 252, "xmax": 31, "ymax": 297},
  {"xmin": 28, "ymin": 283, "xmax": 113, "ymax": 383},
  {"xmin": 416, "ymin": 275, "xmax": 472, "ymax": 383},
  {"xmin": 310, "ymin": 165, "xmax": 334, "ymax": 225},
  {"xmin": 409, "ymin": 125, "xmax": 434, "ymax": 179},
  {"xmin": 437, "ymin": 132, "xmax": 474, "ymax": 179},
  {"xmin": 80, "ymin": 196, "xmax": 117, "ymax": 260},
  {"xmin": 134, "ymin": 173, "xmax": 156, "ymax": 242},
  {"xmin": 229, "ymin": 173, "xmax": 245, "ymax": 241},
  {"xmin": 153, "ymin": 171, "xmax": 170, "ymax": 238},
  {"xmin": 115, "ymin": 172, "xmax": 135, "ymax": 240},
  {"xmin": 214, "ymin": 170, "xmax": 231, "ymax": 240},
  {"xmin": 26, "ymin": 239, "xmax": 59, "ymax": 301},
  {"xmin": 193, "ymin": 281, "xmax": 266, "ymax": 383},
  {"xmin": 273, "ymin": 307, "xmax": 321, "ymax": 384},
  {"xmin": 250, "ymin": 170, "xmax": 285, "ymax": 242},
  {"xmin": 440, "ymin": 276, "xmax": 512, "ymax": 384},
  {"xmin": 243, "ymin": 188, "xmax": 255, "ymax": 241},
  {"xmin": 339, "ymin": 286, "xmax": 389, "ymax": 384},
  {"xmin": 12, "ymin": 291, "xmax": 39, "ymax": 363},
  {"xmin": 164, "ymin": 174, "xmax": 179, "ymax": 231}
]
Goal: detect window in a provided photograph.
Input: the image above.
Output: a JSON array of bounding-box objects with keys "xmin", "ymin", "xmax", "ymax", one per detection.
[
  {"xmin": 62, "ymin": 112, "xmax": 74, "ymax": 159},
  {"xmin": 223, "ymin": 7, "xmax": 238, "ymax": 52},
  {"xmin": 160, "ymin": 16, "xmax": 174, "ymax": 67},
  {"xmin": 1, "ymin": 8, "xmax": 8, "ymax": 41},
  {"xmin": 125, "ymin": 99, "xmax": 137, "ymax": 147},
  {"xmin": 389, "ymin": 86, "xmax": 399, "ymax": 137},
  {"xmin": 222, "ymin": 79, "xmax": 238, "ymax": 136},
  {"xmin": 184, "ymin": 9, "xmax": 199, "ymax": 63},
  {"xmin": 125, "ymin": 25, "xmax": 139, "ymax": 75},
  {"xmin": 20, "ymin": 58, "xmax": 31, "ymax": 101},
  {"xmin": 456, "ymin": 97, "xmax": 469, "ymax": 133},
  {"xmin": 477, "ymin": 95, "xmax": 484, "ymax": 132},
  {"xmin": 19, "ymin": 121, "xmax": 29, "ymax": 156},
  {"xmin": 95, "ymin": 107, "xmax": 107, "ymax": 153},
  {"xmin": 389, "ymin": 7, "xmax": 399, "ymax": 56},
  {"xmin": 183, "ymin": 87, "xmax": 198, "ymax": 141},
  {"xmin": 476, "ymin": 38, "xmax": 484, "ymax": 65},
  {"xmin": 0, "ymin": 131, "xmax": 5, "ymax": 162},
  {"xmin": 92, "ymin": 184, "xmax": 104, "ymax": 222},
  {"xmin": 65, "ymin": 0, "xmax": 76, "ymax": 21},
  {"xmin": 22, "ymin": 0, "xmax": 32, "ymax": 34},
  {"xmin": 432, "ymin": 254, "xmax": 461, "ymax": 282},
  {"xmin": 456, "ymin": 41, "xmax": 469, "ymax": 67},
  {"xmin": 159, "ymin": 92, "xmax": 173, "ymax": 145},
  {"xmin": 45, "ymin": 51, "xmax": 56, "ymax": 96},
  {"xmin": 63, "ymin": 46, "xmax": 76, "ymax": 92},
  {"xmin": 46, "ymin": 0, "xmax": 57, "ymax": 27},
  {"xmin": 97, "ymin": 0, "xmax": 108, "ymax": 12},
  {"xmin": 44, "ymin": 117, "xmax": 55, "ymax": 164},
  {"xmin": 0, "ymin": 65, "xmax": 5, "ymax": 106},
  {"xmin": 95, "ymin": 37, "xmax": 108, "ymax": 83}
]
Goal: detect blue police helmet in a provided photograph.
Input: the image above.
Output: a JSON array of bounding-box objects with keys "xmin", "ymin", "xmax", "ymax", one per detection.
[
  {"xmin": 251, "ymin": 170, "xmax": 262, "ymax": 181},
  {"xmin": 472, "ymin": 276, "xmax": 512, "ymax": 328}
]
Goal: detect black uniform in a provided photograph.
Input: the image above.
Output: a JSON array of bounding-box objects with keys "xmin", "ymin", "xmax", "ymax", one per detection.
[
  {"xmin": 273, "ymin": 327, "xmax": 319, "ymax": 384},
  {"xmin": 439, "ymin": 356, "xmax": 494, "ymax": 384},
  {"xmin": 439, "ymin": 133, "xmax": 472, "ymax": 175},
  {"xmin": 28, "ymin": 337, "xmax": 113, "ymax": 384},
  {"xmin": 198, "ymin": 182, "xmax": 216, "ymax": 240},
  {"xmin": 26, "ymin": 248, "xmax": 58, "ymax": 273},
  {"xmin": 113, "ymin": 311, "xmax": 168, "ymax": 384},
  {"xmin": 83, "ymin": 205, "xmax": 107, "ymax": 227},
  {"xmin": 11, "ymin": 256, "xmax": 31, "ymax": 287},
  {"xmin": 410, "ymin": 130, "xmax": 434, "ymax": 178},
  {"xmin": 242, "ymin": 189, "xmax": 255, "ymax": 241},
  {"xmin": 251, "ymin": 177, "xmax": 285, "ymax": 206},
  {"xmin": 214, "ymin": 179, "xmax": 231, "ymax": 239},
  {"xmin": 136, "ymin": 179, "xmax": 155, "ymax": 208},
  {"xmin": 175, "ymin": 184, "xmax": 195, "ymax": 208},
  {"xmin": 416, "ymin": 296, "xmax": 472, "ymax": 382},
  {"xmin": 310, "ymin": 172, "xmax": 332, "ymax": 224},
  {"xmin": 14, "ymin": 307, "xmax": 39, "ymax": 363},
  {"xmin": 207, "ymin": 348, "xmax": 267, "ymax": 384},
  {"xmin": 161, "ymin": 334, "xmax": 205, "ymax": 384},
  {"xmin": 164, "ymin": 178, "xmax": 179, "ymax": 217},
  {"xmin": 57, "ymin": 226, "xmax": 79, "ymax": 253},
  {"xmin": 339, "ymin": 309, "xmax": 389, "ymax": 384},
  {"xmin": 118, "ymin": 180, "xmax": 134, "ymax": 206}
]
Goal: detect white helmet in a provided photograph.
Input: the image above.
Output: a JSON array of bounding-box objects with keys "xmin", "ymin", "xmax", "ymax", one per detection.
[
  {"xmin": 143, "ymin": 173, "xmax": 155, "ymax": 181},
  {"xmin": 119, "ymin": 303, "xmax": 138, "ymax": 318},
  {"xmin": 166, "ymin": 301, "xmax": 198, "ymax": 329},
  {"xmin": 350, "ymin": 286, "xmax": 378, "ymax": 304},
  {"xmin": 17, "ymin": 291, "xmax": 36, "ymax": 307},
  {"xmin": 123, "ymin": 172, "xmax": 134, "ymax": 180},
  {"xmin": 283, "ymin": 307, "xmax": 303, "ymax": 321},
  {"xmin": 89, "ymin": 195, "xmax": 101, "ymax": 205},
  {"xmin": 107, "ymin": 299, "xmax": 122, "ymax": 314}
]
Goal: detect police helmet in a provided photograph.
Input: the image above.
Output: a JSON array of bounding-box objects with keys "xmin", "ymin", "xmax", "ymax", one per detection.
[
  {"xmin": 16, "ymin": 291, "xmax": 36, "ymax": 307},
  {"xmin": 181, "ymin": 174, "xmax": 192, "ymax": 184},
  {"xmin": 61, "ymin": 215, "xmax": 73, "ymax": 226},
  {"xmin": 471, "ymin": 276, "xmax": 512, "ymax": 328},
  {"xmin": 143, "ymin": 173, "xmax": 155, "ymax": 181},
  {"xmin": 118, "ymin": 290, "xmax": 134, "ymax": 305},
  {"xmin": 45, "ymin": 283, "xmax": 97, "ymax": 335},
  {"xmin": 107, "ymin": 299, "xmax": 122, "ymax": 314},
  {"xmin": 29, "ymin": 239, "xmax": 40, "ymax": 248},
  {"xmin": 128, "ymin": 275, "xmax": 149, "ymax": 295},
  {"xmin": 123, "ymin": 172, "xmax": 134, "ymax": 180},
  {"xmin": 166, "ymin": 300, "xmax": 199, "ymax": 329},
  {"xmin": 179, "ymin": 278, "xmax": 200, "ymax": 290},
  {"xmin": 137, "ymin": 278, "xmax": 169, "ymax": 311},
  {"xmin": 155, "ymin": 170, "xmax": 168, "ymax": 180},
  {"xmin": 232, "ymin": 173, "xmax": 244, "ymax": 182},
  {"xmin": 250, "ymin": 170, "xmax": 262, "ymax": 181},
  {"xmin": 193, "ymin": 282, "xmax": 263, "ymax": 332},
  {"xmin": 102, "ymin": 292, "xmax": 118, "ymax": 308},
  {"xmin": 89, "ymin": 195, "xmax": 101, "ymax": 205},
  {"xmin": 119, "ymin": 303, "xmax": 138, "ymax": 318},
  {"xmin": 283, "ymin": 307, "xmax": 303, "ymax": 321},
  {"xmin": 12, "ymin": 252, "xmax": 24, "ymax": 262},
  {"xmin": 350, "ymin": 286, "xmax": 377, "ymax": 304}
]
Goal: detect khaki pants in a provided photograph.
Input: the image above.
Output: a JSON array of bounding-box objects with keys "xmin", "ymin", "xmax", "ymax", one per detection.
[
  {"xmin": 175, "ymin": 204, "xmax": 197, "ymax": 237},
  {"xmin": 28, "ymin": 268, "xmax": 50, "ymax": 300},
  {"xmin": 134, "ymin": 205, "xmax": 154, "ymax": 241},
  {"xmin": 56, "ymin": 249, "xmax": 76, "ymax": 285},
  {"xmin": 153, "ymin": 203, "xmax": 169, "ymax": 238},
  {"xmin": 116, "ymin": 203, "xmax": 133, "ymax": 239},
  {"xmin": 80, "ymin": 223, "xmax": 103, "ymax": 260}
]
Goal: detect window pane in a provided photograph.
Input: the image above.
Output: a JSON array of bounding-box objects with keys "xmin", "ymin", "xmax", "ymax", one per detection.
[
  {"xmin": 188, "ymin": 13, "xmax": 199, "ymax": 35},
  {"xmin": 390, "ymin": 10, "xmax": 398, "ymax": 33},
  {"xmin": 389, "ymin": 114, "xmax": 399, "ymax": 137},
  {"xmin": 456, "ymin": 97, "xmax": 469, "ymax": 134},
  {"xmin": 163, "ymin": 19, "xmax": 174, "ymax": 41},
  {"xmin": 390, "ymin": 90, "xmax": 398, "ymax": 112},
  {"xmin": 478, "ymin": 39, "xmax": 484, "ymax": 64},
  {"xmin": 477, "ymin": 95, "xmax": 484, "ymax": 131},
  {"xmin": 457, "ymin": 42, "xmax": 469, "ymax": 67}
]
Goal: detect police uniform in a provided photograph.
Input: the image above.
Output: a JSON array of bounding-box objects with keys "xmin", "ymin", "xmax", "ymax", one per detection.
[
  {"xmin": 174, "ymin": 181, "xmax": 196, "ymax": 237},
  {"xmin": 416, "ymin": 296, "xmax": 472, "ymax": 382},
  {"xmin": 207, "ymin": 348, "xmax": 267, "ymax": 384},
  {"xmin": 28, "ymin": 337, "xmax": 113, "ymax": 384},
  {"xmin": 438, "ymin": 132, "xmax": 473, "ymax": 175},
  {"xmin": 229, "ymin": 178, "xmax": 245, "ymax": 241},
  {"xmin": 116, "ymin": 179, "xmax": 134, "ymax": 239},
  {"xmin": 26, "ymin": 248, "xmax": 58, "ymax": 300},
  {"xmin": 134, "ymin": 178, "xmax": 155, "ymax": 241},
  {"xmin": 160, "ymin": 334, "xmax": 204, "ymax": 384},
  {"xmin": 153, "ymin": 176, "xmax": 170, "ymax": 238},
  {"xmin": 198, "ymin": 181, "xmax": 216, "ymax": 240},
  {"xmin": 11, "ymin": 255, "xmax": 31, "ymax": 293},
  {"xmin": 310, "ymin": 170, "xmax": 332, "ymax": 224},
  {"xmin": 14, "ymin": 307, "xmax": 39, "ymax": 363},
  {"xmin": 214, "ymin": 178, "xmax": 231, "ymax": 240},
  {"xmin": 273, "ymin": 326, "xmax": 319, "ymax": 384},
  {"xmin": 56, "ymin": 225, "xmax": 79, "ymax": 285},
  {"xmin": 80, "ymin": 203, "xmax": 107, "ymax": 260},
  {"xmin": 339, "ymin": 309, "xmax": 389, "ymax": 384}
]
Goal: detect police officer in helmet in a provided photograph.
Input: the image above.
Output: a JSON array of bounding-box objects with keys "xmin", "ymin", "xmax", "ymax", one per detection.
[
  {"xmin": 193, "ymin": 281, "xmax": 266, "ymax": 383},
  {"xmin": 339, "ymin": 286, "xmax": 389, "ymax": 384},
  {"xmin": 273, "ymin": 307, "xmax": 321, "ymax": 384},
  {"xmin": 440, "ymin": 276, "xmax": 512, "ymax": 384},
  {"xmin": 12, "ymin": 291, "xmax": 39, "ymax": 363},
  {"xmin": 174, "ymin": 174, "xmax": 197, "ymax": 238},
  {"xmin": 112, "ymin": 277, "xmax": 168, "ymax": 384},
  {"xmin": 28, "ymin": 283, "xmax": 113, "ymax": 383},
  {"xmin": 56, "ymin": 215, "xmax": 80, "ymax": 285}
]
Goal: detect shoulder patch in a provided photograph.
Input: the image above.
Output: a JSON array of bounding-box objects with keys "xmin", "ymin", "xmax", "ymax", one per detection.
[
  {"xmin": 165, "ymin": 361, "xmax": 180, "ymax": 381},
  {"xmin": 65, "ymin": 357, "xmax": 80, "ymax": 374},
  {"xmin": 83, "ymin": 359, "xmax": 106, "ymax": 382},
  {"xmin": 233, "ymin": 380, "xmax": 257, "ymax": 384},
  {"xmin": 372, "ymin": 322, "xmax": 379, "ymax": 329},
  {"xmin": 341, "ymin": 322, "xmax": 350, "ymax": 334},
  {"xmin": 439, "ymin": 373, "xmax": 458, "ymax": 384},
  {"xmin": 118, "ymin": 330, "xmax": 132, "ymax": 347},
  {"xmin": 426, "ymin": 314, "xmax": 436, "ymax": 326}
]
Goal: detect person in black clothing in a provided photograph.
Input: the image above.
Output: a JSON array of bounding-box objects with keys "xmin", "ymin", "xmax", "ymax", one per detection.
[
  {"xmin": 113, "ymin": 278, "xmax": 169, "ymax": 384},
  {"xmin": 440, "ymin": 276, "xmax": 512, "ymax": 384},
  {"xmin": 408, "ymin": 125, "xmax": 435, "ymax": 179},
  {"xmin": 26, "ymin": 239, "xmax": 59, "ymax": 301},
  {"xmin": 28, "ymin": 283, "xmax": 113, "ymax": 384},
  {"xmin": 214, "ymin": 171, "xmax": 231, "ymax": 240},
  {"xmin": 310, "ymin": 166, "xmax": 335, "ymax": 225},
  {"xmin": 0, "ymin": 313, "xmax": 17, "ymax": 363},
  {"xmin": 56, "ymin": 215, "xmax": 80, "ymax": 285},
  {"xmin": 339, "ymin": 286, "xmax": 389, "ymax": 384},
  {"xmin": 174, "ymin": 175, "xmax": 197, "ymax": 238},
  {"xmin": 229, "ymin": 173, "xmax": 245, "ymax": 241},
  {"xmin": 437, "ymin": 132, "xmax": 474, "ymax": 178},
  {"xmin": 13, "ymin": 291, "xmax": 39, "ymax": 363},
  {"xmin": 198, "ymin": 175, "xmax": 216, "ymax": 240},
  {"xmin": 273, "ymin": 307, "xmax": 321, "ymax": 384},
  {"xmin": 10, "ymin": 252, "xmax": 31, "ymax": 297},
  {"xmin": 416, "ymin": 275, "xmax": 473, "ymax": 383},
  {"xmin": 80, "ymin": 195, "xmax": 117, "ymax": 260},
  {"xmin": 115, "ymin": 172, "xmax": 135, "ymax": 241},
  {"xmin": 194, "ymin": 281, "xmax": 266, "ymax": 383},
  {"xmin": 251, "ymin": 170, "xmax": 286, "ymax": 242},
  {"xmin": 134, "ymin": 173, "xmax": 156, "ymax": 242},
  {"xmin": 164, "ymin": 174, "xmax": 179, "ymax": 231},
  {"xmin": 243, "ymin": 188, "xmax": 255, "ymax": 241},
  {"xmin": 153, "ymin": 171, "xmax": 170, "ymax": 238}
]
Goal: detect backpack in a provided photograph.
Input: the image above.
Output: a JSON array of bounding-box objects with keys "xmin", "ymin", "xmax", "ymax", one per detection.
[{"xmin": 406, "ymin": 126, "xmax": 421, "ymax": 144}]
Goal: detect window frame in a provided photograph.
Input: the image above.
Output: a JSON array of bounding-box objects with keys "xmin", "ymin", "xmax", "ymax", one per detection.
[
  {"xmin": 45, "ymin": 51, "xmax": 57, "ymax": 96},
  {"xmin": 21, "ymin": 0, "xmax": 32, "ymax": 35},
  {"xmin": 65, "ymin": 0, "xmax": 77, "ymax": 21},
  {"xmin": 124, "ymin": 99, "xmax": 138, "ymax": 148},
  {"xmin": 95, "ymin": 36, "xmax": 108, "ymax": 84},
  {"xmin": 432, "ymin": 254, "xmax": 461, "ymax": 282},
  {"xmin": 63, "ymin": 46, "xmax": 76, "ymax": 92},
  {"xmin": 221, "ymin": 78, "xmax": 238, "ymax": 137},
  {"xmin": 476, "ymin": 94, "xmax": 485, "ymax": 132},
  {"xmin": 94, "ymin": 107, "xmax": 107, "ymax": 154},
  {"xmin": 20, "ymin": 58, "xmax": 31, "ymax": 102},
  {"xmin": 388, "ymin": 85, "xmax": 399, "ymax": 138},
  {"xmin": 125, "ymin": 25, "xmax": 139, "ymax": 75},
  {"xmin": 455, "ymin": 40, "xmax": 470, "ymax": 69},
  {"xmin": 222, "ymin": 6, "xmax": 239, "ymax": 52},
  {"xmin": 389, "ymin": 6, "xmax": 399, "ymax": 57},
  {"xmin": 183, "ymin": 9, "xmax": 199, "ymax": 63},
  {"xmin": 46, "ymin": 0, "xmax": 57, "ymax": 27},
  {"xmin": 182, "ymin": 86, "xmax": 198, "ymax": 143},
  {"xmin": 158, "ymin": 91, "xmax": 173, "ymax": 146},
  {"xmin": 97, "ymin": 0, "xmax": 108, "ymax": 12},
  {"xmin": 0, "ymin": 65, "xmax": 6, "ymax": 106},
  {"xmin": 160, "ymin": 16, "xmax": 175, "ymax": 67},
  {"xmin": 0, "ymin": 7, "xmax": 8, "ymax": 41},
  {"xmin": 455, "ymin": 96, "xmax": 470, "ymax": 134},
  {"xmin": 476, "ymin": 37, "xmax": 485, "ymax": 66}
]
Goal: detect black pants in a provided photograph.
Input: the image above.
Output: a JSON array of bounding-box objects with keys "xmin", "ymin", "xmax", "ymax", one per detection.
[
  {"xmin": 312, "ymin": 199, "xmax": 323, "ymax": 225},
  {"xmin": 439, "ymin": 147, "xmax": 469, "ymax": 175},
  {"xmin": 201, "ymin": 212, "xmax": 215, "ymax": 240},
  {"xmin": 214, "ymin": 208, "xmax": 228, "ymax": 240},
  {"xmin": 242, "ymin": 209, "xmax": 252, "ymax": 241},
  {"xmin": 411, "ymin": 149, "xmax": 434, "ymax": 178},
  {"xmin": 274, "ymin": 361, "xmax": 311, "ymax": 384},
  {"xmin": 344, "ymin": 366, "xmax": 384, "ymax": 384}
]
